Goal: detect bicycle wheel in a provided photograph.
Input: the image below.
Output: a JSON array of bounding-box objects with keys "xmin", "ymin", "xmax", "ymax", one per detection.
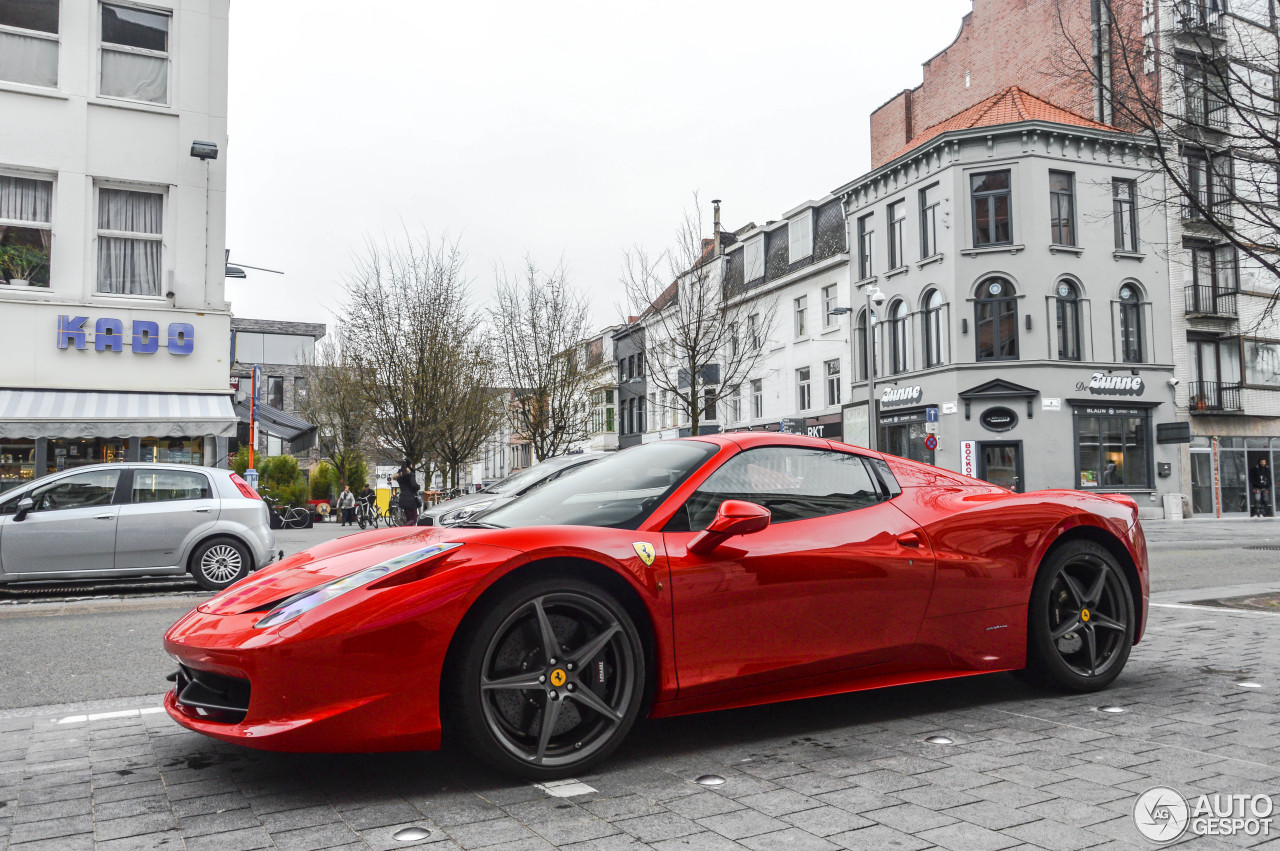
[{"xmin": 286, "ymin": 510, "xmax": 309, "ymax": 529}]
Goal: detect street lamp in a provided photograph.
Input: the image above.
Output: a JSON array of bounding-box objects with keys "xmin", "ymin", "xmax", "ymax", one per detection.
[{"xmin": 830, "ymin": 283, "xmax": 886, "ymax": 450}]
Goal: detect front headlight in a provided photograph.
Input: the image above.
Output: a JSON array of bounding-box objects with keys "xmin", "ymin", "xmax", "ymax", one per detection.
[
  {"xmin": 447, "ymin": 500, "xmax": 495, "ymax": 524},
  {"xmin": 254, "ymin": 543, "xmax": 462, "ymax": 629}
]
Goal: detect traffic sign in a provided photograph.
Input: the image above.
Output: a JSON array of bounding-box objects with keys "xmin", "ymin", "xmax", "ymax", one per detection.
[
  {"xmin": 924, "ymin": 421, "xmax": 939, "ymax": 435},
  {"xmin": 924, "ymin": 434, "xmax": 938, "ymax": 451},
  {"xmin": 925, "ymin": 406, "xmax": 940, "ymax": 423}
]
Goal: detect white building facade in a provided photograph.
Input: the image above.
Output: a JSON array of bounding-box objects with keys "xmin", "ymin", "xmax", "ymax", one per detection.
[{"xmin": 0, "ymin": 0, "xmax": 233, "ymax": 491}]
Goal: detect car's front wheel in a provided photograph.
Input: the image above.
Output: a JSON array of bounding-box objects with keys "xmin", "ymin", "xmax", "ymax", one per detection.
[
  {"xmin": 190, "ymin": 537, "xmax": 251, "ymax": 592},
  {"xmin": 1025, "ymin": 539, "xmax": 1134, "ymax": 692},
  {"xmin": 447, "ymin": 576, "xmax": 647, "ymax": 779}
]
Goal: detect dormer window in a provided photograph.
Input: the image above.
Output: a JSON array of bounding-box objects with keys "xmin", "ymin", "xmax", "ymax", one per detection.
[{"xmin": 744, "ymin": 236, "xmax": 764, "ymax": 282}]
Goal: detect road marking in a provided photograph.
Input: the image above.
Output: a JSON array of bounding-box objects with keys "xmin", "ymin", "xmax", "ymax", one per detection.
[
  {"xmin": 54, "ymin": 706, "xmax": 166, "ymax": 724},
  {"xmin": 534, "ymin": 778, "xmax": 597, "ymax": 798},
  {"xmin": 1150, "ymin": 602, "xmax": 1275, "ymax": 617}
]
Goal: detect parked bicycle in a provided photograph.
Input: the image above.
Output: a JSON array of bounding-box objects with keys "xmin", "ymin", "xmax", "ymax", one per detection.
[
  {"xmin": 262, "ymin": 492, "xmax": 312, "ymax": 529},
  {"xmin": 385, "ymin": 501, "xmax": 407, "ymax": 527},
  {"xmin": 356, "ymin": 498, "xmax": 380, "ymax": 530}
]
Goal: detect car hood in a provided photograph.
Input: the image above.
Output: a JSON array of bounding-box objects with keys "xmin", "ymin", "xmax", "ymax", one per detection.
[
  {"xmin": 425, "ymin": 491, "xmax": 513, "ymax": 519},
  {"xmin": 197, "ymin": 526, "xmax": 476, "ymax": 615}
]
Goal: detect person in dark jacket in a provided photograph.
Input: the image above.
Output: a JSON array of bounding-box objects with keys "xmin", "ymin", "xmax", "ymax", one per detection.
[
  {"xmin": 1250, "ymin": 457, "xmax": 1272, "ymax": 517},
  {"xmin": 393, "ymin": 462, "xmax": 421, "ymax": 525}
]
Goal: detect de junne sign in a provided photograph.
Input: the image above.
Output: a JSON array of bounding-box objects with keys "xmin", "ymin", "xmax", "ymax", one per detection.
[{"xmin": 55, "ymin": 315, "xmax": 196, "ymax": 355}]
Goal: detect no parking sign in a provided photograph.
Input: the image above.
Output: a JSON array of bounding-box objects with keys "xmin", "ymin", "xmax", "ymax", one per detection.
[{"xmin": 924, "ymin": 434, "xmax": 938, "ymax": 451}]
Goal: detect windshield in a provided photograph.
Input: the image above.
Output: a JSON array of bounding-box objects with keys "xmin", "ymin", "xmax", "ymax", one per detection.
[
  {"xmin": 481, "ymin": 440, "xmax": 720, "ymax": 530},
  {"xmin": 484, "ymin": 456, "xmax": 587, "ymax": 495}
]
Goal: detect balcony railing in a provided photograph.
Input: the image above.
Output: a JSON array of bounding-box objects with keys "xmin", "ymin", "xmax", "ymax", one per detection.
[
  {"xmin": 1175, "ymin": 1, "xmax": 1225, "ymax": 32},
  {"xmin": 1184, "ymin": 284, "xmax": 1238, "ymax": 317},
  {"xmin": 1189, "ymin": 380, "xmax": 1242, "ymax": 413}
]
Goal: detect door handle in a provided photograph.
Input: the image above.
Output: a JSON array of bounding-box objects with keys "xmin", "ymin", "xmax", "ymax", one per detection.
[
  {"xmin": 193, "ymin": 507, "xmax": 212, "ymax": 513},
  {"xmin": 95, "ymin": 514, "xmax": 114, "ymax": 520},
  {"xmin": 897, "ymin": 532, "xmax": 922, "ymax": 548}
]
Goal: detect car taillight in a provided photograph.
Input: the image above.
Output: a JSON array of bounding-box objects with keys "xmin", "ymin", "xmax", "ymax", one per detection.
[{"xmin": 230, "ymin": 473, "xmax": 262, "ymax": 500}]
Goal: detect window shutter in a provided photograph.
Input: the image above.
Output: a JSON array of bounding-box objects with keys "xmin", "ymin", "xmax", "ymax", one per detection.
[
  {"xmin": 745, "ymin": 236, "xmax": 764, "ymax": 281},
  {"xmin": 788, "ymin": 210, "xmax": 813, "ymax": 261}
]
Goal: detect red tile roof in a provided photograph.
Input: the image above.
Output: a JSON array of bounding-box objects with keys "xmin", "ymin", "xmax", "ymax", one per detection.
[{"xmin": 886, "ymin": 86, "xmax": 1118, "ymax": 163}]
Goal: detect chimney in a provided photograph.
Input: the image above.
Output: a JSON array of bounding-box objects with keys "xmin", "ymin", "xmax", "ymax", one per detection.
[{"xmin": 712, "ymin": 199, "xmax": 722, "ymax": 257}]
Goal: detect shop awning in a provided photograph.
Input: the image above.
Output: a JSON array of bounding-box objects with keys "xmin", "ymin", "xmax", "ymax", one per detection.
[
  {"xmin": 234, "ymin": 402, "xmax": 317, "ymax": 450},
  {"xmin": 0, "ymin": 390, "xmax": 238, "ymax": 439}
]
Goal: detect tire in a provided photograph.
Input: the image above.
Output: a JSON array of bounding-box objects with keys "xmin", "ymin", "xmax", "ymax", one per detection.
[
  {"xmin": 190, "ymin": 537, "xmax": 251, "ymax": 592},
  {"xmin": 1024, "ymin": 540, "xmax": 1134, "ymax": 692},
  {"xmin": 446, "ymin": 576, "xmax": 647, "ymax": 779}
]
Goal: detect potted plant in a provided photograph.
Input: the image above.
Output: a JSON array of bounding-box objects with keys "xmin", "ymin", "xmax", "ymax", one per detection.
[{"xmin": 0, "ymin": 245, "xmax": 47, "ymax": 286}]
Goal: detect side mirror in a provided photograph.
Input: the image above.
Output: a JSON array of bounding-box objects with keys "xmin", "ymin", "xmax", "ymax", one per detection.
[
  {"xmin": 13, "ymin": 497, "xmax": 34, "ymax": 522},
  {"xmin": 688, "ymin": 499, "xmax": 770, "ymax": 555}
]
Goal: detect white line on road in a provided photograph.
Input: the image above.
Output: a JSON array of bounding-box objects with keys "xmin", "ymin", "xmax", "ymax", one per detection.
[
  {"xmin": 54, "ymin": 706, "xmax": 166, "ymax": 724},
  {"xmin": 1150, "ymin": 602, "xmax": 1275, "ymax": 617}
]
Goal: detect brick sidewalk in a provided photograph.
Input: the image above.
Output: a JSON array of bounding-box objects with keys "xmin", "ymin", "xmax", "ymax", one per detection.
[{"xmin": 1, "ymin": 602, "xmax": 1277, "ymax": 851}]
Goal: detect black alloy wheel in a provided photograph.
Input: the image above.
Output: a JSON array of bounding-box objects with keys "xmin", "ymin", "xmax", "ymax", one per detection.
[
  {"xmin": 1025, "ymin": 540, "xmax": 1134, "ymax": 692},
  {"xmin": 448, "ymin": 577, "xmax": 646, "ymax": 778}
]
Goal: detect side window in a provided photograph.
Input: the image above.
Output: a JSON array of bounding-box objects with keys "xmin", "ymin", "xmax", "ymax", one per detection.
[
  {"xmin": 672, "ymin": 447, "xmax": 883, "ymax": 532},
  {"xmin": 29, "ymin": 470, "xmax": 120, "ymax": 512},
  {"xmin": 132, "ymin": 470, "xmax": 211, "ymax": 503}
]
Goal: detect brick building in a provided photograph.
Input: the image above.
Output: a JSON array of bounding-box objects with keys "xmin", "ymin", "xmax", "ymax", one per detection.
[{"xmin": 871, "ymin": 0, "xmax": 1280, "ymax": 516}]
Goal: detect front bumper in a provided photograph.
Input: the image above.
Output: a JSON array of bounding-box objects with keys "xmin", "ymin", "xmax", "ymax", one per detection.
[{"xmin": 164, "ymin": 606, "xmax": 448, "ymax": 753}]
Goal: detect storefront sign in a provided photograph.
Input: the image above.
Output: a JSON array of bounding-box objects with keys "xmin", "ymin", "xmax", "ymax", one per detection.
[
  {"xmin": 842, "ymin": 404, "xmax": 869, "ymax": 448},
  {"xmin": 961, "ymin": 440, "xmax": 976, "ymax": 476},
  {"xmin": 1077, "ymin": 372, "xmax": 1144, "ymax": 396},
  {"xmin": 56, "ymin": 316, "xmax": 195, "ymax": 355},
  {"xmin": 880, "ymin": 385, "xmax": 923, "ymax": 409},
  {"xmin": 1042, "ymin": 397, "xmax": 1062, "ymax": 411},
  {"xmin": 980, "ymin": 407, "xmax": 1018, "ymax": 432},
  {"xmin": 880, "ymin": 410, "xmax": 927, "ymax": 426},
  {"xmin": 780, "ymin": 417, "xmax": 805, "ymax": 434},
  {"xmin": 802, "ymin": 417, "xmax": 842, "ymax": 440},
  {"xmin": 1076, "ymin": 405, "xmax": 1146, "ymax": 417}
]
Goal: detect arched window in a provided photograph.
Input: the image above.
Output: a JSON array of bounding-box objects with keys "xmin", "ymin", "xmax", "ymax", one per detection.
[
  {"xmin": 1119, "ymin": 284, "xmax": 1144, "ymax": 363},
  {"xmin": 890, "ymin": 300, "xmax": 910, "ymax": 374},
  {"xmin": 1056, "ymin": 280, "xmax": 1081, "ymax": 361},
  {"xmin": 922, "ymin": 289, "xmax": 944, "ymax": 368},
  {"xmin": 856, "ymin": 308, "xmax": 879, "ymax": 380},
  {"xmin": 975, "ymin": 277, "xmax": 1018, "ymax": 361}
]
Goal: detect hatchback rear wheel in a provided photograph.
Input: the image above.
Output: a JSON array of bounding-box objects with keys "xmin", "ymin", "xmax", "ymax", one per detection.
[{"xmin": 191, "ymin": 537, "xmax": 250, "ymax": 591}]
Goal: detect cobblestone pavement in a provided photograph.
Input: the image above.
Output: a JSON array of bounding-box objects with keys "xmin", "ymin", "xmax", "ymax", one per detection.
[{"xmin": 2, "ymin": 598, "xmax": 1278, "ymax": 851}]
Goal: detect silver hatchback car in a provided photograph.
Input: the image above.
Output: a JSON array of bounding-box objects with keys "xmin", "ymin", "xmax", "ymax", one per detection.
[{"xmin": 0, "ymin": 463, "xmax": 277, "ymax": 590}]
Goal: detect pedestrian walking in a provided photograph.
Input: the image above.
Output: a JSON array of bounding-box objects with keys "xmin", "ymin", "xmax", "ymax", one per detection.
[
  {"xmin": 393, "ymin": 462, "xmax": 421, "ymax": 526},
  {"xmin": 337, "ymin": 485, "xmax": 357, "ymax": 526},
  {"xmin": 1250, "ymin": 457, "xmax": 1272, "ymax": 517}
]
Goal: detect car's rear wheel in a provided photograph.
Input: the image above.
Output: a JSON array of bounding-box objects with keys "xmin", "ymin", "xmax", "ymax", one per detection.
[
  {"xmin": 1025, "ymin": 540, "xmax": 1134, "ymax": 692},
  {"xmin": 448, "ymin": 576, "xmax": 646, "ymax": 779},
  {"xmin": 190, "ymin": 537, "xmax": 251, "ymax": 592}
]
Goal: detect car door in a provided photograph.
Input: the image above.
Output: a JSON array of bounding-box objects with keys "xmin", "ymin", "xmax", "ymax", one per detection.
[
  {"xmin": 663, "ymin": 445, "xmax": 935, "ymax": 699},
  {"xmin": 114, "ymin": 468, "xmax": 217, "ymax": 569},
  {"xmin": 0, "ymin": 469, "xmax": 123, "ymax": 575}
]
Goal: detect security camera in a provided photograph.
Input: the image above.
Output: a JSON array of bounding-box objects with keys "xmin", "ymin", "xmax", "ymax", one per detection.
[
  {"xmin": 870, "ymin": 290, "xmax": 887, "ymax": 307},
  {"xmin": 1167, "ymin": 378, "xmax": 1180, "ymax": 388}
]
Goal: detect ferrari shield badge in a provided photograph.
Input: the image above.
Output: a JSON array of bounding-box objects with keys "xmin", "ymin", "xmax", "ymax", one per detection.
[{"xmin": 632, "ymin": 542, "xmax": 656, "ymax": 566}]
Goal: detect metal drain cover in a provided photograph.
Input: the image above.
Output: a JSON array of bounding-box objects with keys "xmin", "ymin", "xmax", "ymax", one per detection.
[
  {"xmin": 393, "ymin": 827, "xmax": 432, "ymax": 842},
  {"xmin": 695, "ymin": 774, "xmax": 726, "ymax": 786},
  {"xmin": 925, "ymin": 735, "xmax": 954, "ymax": 745}
]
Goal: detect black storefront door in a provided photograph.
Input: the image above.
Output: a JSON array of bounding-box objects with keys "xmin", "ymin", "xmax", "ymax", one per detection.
[{"xmin": 979, "ymin": 442, "xmax": 1024, "ymax": 492}]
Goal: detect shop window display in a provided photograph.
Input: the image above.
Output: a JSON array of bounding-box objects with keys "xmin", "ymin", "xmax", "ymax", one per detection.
[
  {"xmin": 46, "ymin": 438, "xmax": 126, "ymax": 474},
  {"xmin": 0, "ymin": 439, "xmax": 36, "ymax": 492},
  {"xmin": 140, "ymin": 437, "xmax": 202, "ymax": 465}
]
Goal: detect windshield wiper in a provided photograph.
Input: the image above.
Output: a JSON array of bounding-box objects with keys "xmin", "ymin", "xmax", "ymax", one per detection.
[{"xmin": 449, "ymin": 521, "xmax": 506, "ymax": 529}]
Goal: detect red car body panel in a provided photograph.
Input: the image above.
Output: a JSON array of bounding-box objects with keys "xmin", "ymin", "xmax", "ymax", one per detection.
[{"xmin": 164, "ymin": 433, "xmax": 1149, "ymax": 753}]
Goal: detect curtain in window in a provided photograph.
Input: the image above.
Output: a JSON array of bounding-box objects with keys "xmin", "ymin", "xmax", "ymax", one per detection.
[
  {"xmin": 0, "ymin": 175, "xmax": 52, "ymax": 223},
  {"xmin": 97, "ymin": 189, "xmax": 162, "ymax": 295},
  {"xmin": 0, "ymin": 31, "xmax": 56, "ymax": 87},
  {"xmin": 100, "ymin": 50, "xmax": 166, "ymax": 103}
]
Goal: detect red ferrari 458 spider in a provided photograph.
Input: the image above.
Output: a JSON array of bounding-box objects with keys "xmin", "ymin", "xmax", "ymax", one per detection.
[{"xmin": 165, "ymin": 433, "xmax": 1147, "ymax": 778}]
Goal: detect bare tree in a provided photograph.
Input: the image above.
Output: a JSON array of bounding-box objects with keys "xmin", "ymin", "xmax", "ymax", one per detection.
[
  {"xmin": 1052, "ymin": 0, "xmax": 1280, "ymax": 313},
  {"xmin": 491, "ymin": 260, "xmax": 593, "ymax": 461},
  {"xmin": 297, "ymin": 328, "xmax": 371, "ymax": 489},
  {"xmin": 431, "ymin": 333, "xmax": 505, "ymax": 489},
  {"xmin": 338, "ymin": 232, "xmax": 478, "ymax": 478},
  {"xmin": 622, "ymin": 198, "xmax": 778, "ymax": 436}
]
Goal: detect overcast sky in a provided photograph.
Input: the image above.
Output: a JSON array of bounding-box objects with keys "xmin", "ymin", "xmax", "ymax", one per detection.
[{"xmin": 223, "ymin": 0, "xmax": 973, "ymax": 333}]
